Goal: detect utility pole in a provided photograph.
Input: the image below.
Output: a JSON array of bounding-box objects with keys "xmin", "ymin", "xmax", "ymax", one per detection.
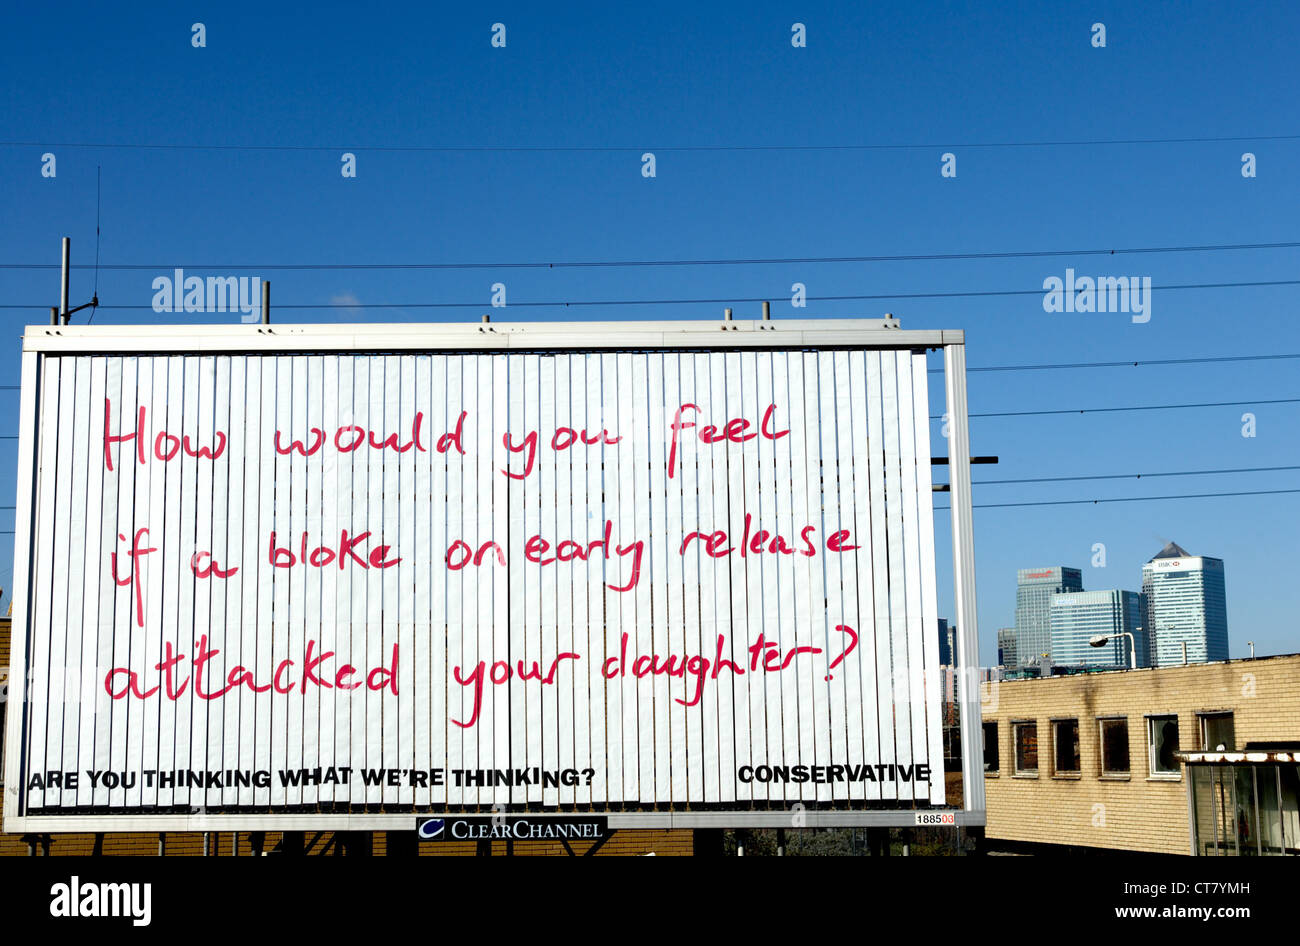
[{"xmin": 54, "ymin": 237, "xmax": 98, "ymax": 324}]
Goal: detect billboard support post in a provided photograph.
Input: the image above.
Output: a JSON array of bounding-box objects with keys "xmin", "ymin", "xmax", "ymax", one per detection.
[{"xmin": 944, "ymin": 342, "xmax": 985, "ymax": 818}]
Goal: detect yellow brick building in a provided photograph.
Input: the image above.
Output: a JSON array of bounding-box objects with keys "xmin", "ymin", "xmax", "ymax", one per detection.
[{"xmin": 980, "ymin": 653, "xmax": 1300, "ymax": 855}]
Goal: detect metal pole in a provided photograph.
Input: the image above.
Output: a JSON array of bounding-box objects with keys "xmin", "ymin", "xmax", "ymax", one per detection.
[
  {"xmin": 944, "ymin": 342, "xmax": 985, "ymax": 820},
  {"xmin": 50, "ymin": 306, "xmax": 58, "ymax": 327},
  {"xmin": 762, "ymin": 300, "xmax": 771, "ymax": 320},
  {"xmin": 724, "ymin": 307, "xmax": 732, "ymax": 321},
  {"xmin": 261, "ymin": 280, "xmax": 270, "ymax": 325},
  {"xmin": 60, "ymin": 237, "xmax": 70, "ymax": 323}
]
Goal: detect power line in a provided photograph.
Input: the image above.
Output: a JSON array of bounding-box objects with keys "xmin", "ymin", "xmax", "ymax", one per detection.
[
  {"xmin": 971, "ymin": 464, "xmax": 1300, "ymax": 485},
  {"xmin": 0, "ymin": 353, "xmax": 1293, "ymax": 391},
  {"xmin": 4, "ymin": 239, "xmax": 1300, "ymax": 272},
  {"xmin": 935, "ymin": 487, "xmax": 1300, "ymax": 511},
  {"xmin": 939, "ymin": 397, "xmax": 1300, "ymax": 421},
  {"xmin": 927, "ymin": 352, "xmax": 1300, "ymax": 374},
  {"xmin": 3, "ymin": 132, "xmax": 1299, "ymax": 153},
  {"xmin": 0, "ymin": 464, "xmax": 1285, "ymax": 507},
  {"xmin": 5, "ymin": 277, "xmax": 1300, "ymax": 312}
]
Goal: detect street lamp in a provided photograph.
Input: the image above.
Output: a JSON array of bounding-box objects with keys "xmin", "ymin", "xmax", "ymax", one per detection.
[{"xmin": 1089, "ymin": 632, "xmax": 1136, "ymax": 670}]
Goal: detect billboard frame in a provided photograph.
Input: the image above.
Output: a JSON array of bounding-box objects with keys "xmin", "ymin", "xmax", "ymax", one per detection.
[{"xmin": 4, "ymin": 318, "xmax": 985, "ymax": 832}]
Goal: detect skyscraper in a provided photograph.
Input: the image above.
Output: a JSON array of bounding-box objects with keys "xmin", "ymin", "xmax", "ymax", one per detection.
[
  {"xmin": 1142, "ymin": 542, "xmax": 1228, "ymax": 666},
  {"xmin": 1015, "ymin": 567, "xmax": 1084, "ymax": 663},
  {"xmin": 937, "ymin": 618, "xmax": 957, "ymax": 666},
  {"xmin": 1049, "ymin": 590, "xmax": 1146, "ymax": 668},
  {"xmin": 997, "ymin": 627, "xmax": 1018, "ymax": 671}
]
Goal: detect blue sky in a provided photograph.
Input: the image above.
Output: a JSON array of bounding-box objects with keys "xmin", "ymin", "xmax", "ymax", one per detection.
[{"xmin": 1, "ymin": 1, "xmax": 1297, "ymax": 664}]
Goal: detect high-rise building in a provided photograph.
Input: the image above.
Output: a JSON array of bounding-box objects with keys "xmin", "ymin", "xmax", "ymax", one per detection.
[
  {"xmin": 997, "ymin": 627, "xmax": 1018, "ymax": 671},
  {"xmin": 1142, "ymin": 542, "xmax": 1228, "ymax": 667},
  {"xmin": 937, "ymin": 618, "xmax": 957, "ymax": 666},
  {"xmin": 1049, "ymin": 590, "xmax": 1146, "ymax": 668},
  {"xmin": 1015, "ymin": 566, "xmax": 1084, "ymax": 663}
]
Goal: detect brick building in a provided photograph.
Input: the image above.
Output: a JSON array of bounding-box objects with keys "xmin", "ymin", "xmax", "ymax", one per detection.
[{"xmin": 980, "ymin": 652, "xmax": 1300, "ymax": 855}]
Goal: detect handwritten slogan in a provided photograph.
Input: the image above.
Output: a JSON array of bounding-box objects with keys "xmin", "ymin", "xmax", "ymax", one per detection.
[{"xmin": 20, "ymin": 350, "xmax": 944, "ymax": 809}]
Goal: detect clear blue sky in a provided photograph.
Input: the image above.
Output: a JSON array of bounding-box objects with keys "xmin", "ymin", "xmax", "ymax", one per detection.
[{"xmin": 1, "ymin": 1, "xmax": 1297, "ymax": 664}]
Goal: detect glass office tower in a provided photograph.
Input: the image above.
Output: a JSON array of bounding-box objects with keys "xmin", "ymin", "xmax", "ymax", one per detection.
[
  {"xmin": 1015, "ymin": 566, "xmax": 1084, "ymax": 663},
  {"xmin": 1049, "ymin": 589, "xmax": 1146, "ymax": 668},
  {"xmin": 1142, "ymin": 542, "xmax": 1228, "ymax": 666},
  {"xmin": 997, "ymin": 627, "xmax": 1018, "ymax": 671}
]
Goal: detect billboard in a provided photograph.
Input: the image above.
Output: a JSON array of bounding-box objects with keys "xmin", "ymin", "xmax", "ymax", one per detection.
[{"xmin": 4, "ymin": 321, "xmax": 973, "ymax": 829}]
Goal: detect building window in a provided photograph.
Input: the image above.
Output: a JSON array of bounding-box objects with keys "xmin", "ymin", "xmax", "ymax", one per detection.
[
  {"xmin": 1147, "ymin": 715, "xmax": 1181, "ymax": 778},
  {"xmin": 1199, "ymin": 712, "xmax": 1234, "ymax": 751},
  {"xmin": 1013, "ymin": 721, "xmax": 1038, "ymax": 776},
  {"xmin": 1053, "ymin": 719, "xmax": 1080, "ymax": 775},
  {"xmin": 1099, "ymin": 717, "xmax": 1129, "ymax": 776},
  {"xmin": 982, "ymin": 722, "xmax": 999, "ymax": 773}
]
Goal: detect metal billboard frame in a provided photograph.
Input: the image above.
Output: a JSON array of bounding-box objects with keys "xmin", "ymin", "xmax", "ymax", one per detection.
[{"xmin": 4, "ymin": 318, "xmax": 985, "ymax": 832}]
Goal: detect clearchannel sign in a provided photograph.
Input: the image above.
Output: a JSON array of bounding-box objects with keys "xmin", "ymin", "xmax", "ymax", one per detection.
[{"xmin": 418, "ymin": 816, "xmax": 608, "ymax": 842}]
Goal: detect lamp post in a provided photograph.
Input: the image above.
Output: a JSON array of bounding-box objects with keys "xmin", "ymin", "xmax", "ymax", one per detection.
[{"xmin": 1089, "ymin": 632, "xmax": 1136, "ymax": 670}]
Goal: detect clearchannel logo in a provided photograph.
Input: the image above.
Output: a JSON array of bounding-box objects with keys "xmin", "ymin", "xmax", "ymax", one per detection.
[{"xmin": 417, "ymin": 818, "xmax": 446, "ymax": 840}]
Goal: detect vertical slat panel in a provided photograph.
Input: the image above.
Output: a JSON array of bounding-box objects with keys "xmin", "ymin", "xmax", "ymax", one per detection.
[
  {"xmin": 253, "ymin": 357, "xmax": 276, "ymax": 807},
  {"xmin": 539, "ymin": 355, "xmax": 559, "ymax": 807},
  {"xmin": 615, "ymin": 351, "xmax": 637, "ymax": 803},
  {"xmin": 318, "ymin": 355, "xmax": 339, "ymax": 802},
  {"xmin": 832, "ymin": 349, "xmax": 865, "ymax": 804},
  {"xmin": 427, "ymin": 354, "xmax": 448, "ymax": 804},
  {"xmin": 788, "ymin": 352, "xmax": 816, "ymax": 806},
  {"xmin": 772, "ymin": 353, "xmax": 800, "ymax": 802},
  {"xmin": 299, "ymin": 355, "xmax": 323, "ymax": 806},
  {"xmin": 695, "ymin": 352, "xmax": 721, "ymax": 804},
  {"xmin": 28, "ymin": 357, "xmax": 62, "ymax": 811},
  {"xmin": 567, "ymin": 354, "xmax": 592, "ymax": 806},
  {"xmin": 598, "ymin": 352, "xmax": 623, "ymax": 802},
  {"xmin": 491, "ymin": 355, "xmax": 511, "ymax": 808},
  {"xmin": 754, "ymin": 351, "xmax": 782, "ymax": 802},
  {"xmin": 63, "ymin": 357, "xmax": 91, "ymax": 806},
  {"xmin": 554, "ymin": 354, "xmax": 576, "ymax": 806},
  {"xmin": 896, "ymin": 351, "xmax": 926, "ymax": 801},
  {"xmin": 395, "ymin": 355, "xmax": 418, "ymax": 806},
  {"xmin": 91, "ymin": 357, "xmax": 121, "ymax": 809},
  {"xmin": 646, "ymin": 352, "xmax": 671, "ymax": 803},
  {"xmin": 582, "ymin": 354, "xmax": 604, "ymax": 806},
  {"xmin": 912, "ymin": 352, "xmax": 947, "ymax": 805},
  {"xmin": 631, "ymin": 352, "xmax": 654, "ymax": 805},
  {"xmin": 46, "ymin": 359, "xmax": 76, "ymax": 804},
  {"xmin": 800, "ymin": 352, "xmax": 827, "ymax": 801},
  {"xmin": 848, "ymin": 350, "xmax": 882, "ymax": 802},
  {"xmin": 200, "ymin": 356, "xmax": 227, "ymax": 810},
  {"xmin": 816, "ymin": 351, "xmax": 846, "ymax": 805},
  {"xmin": 446, "ymin": 354, "xmax": 471, "ymax": 803},
  {"xmin": 224, "ymin": 355, "xmax": 249, "ymax": 809},
  {"xmin": 411, "ymin": 355, "xmax": 432, "ymax": 807},
  {"xmin": 865, "ymin": 352, "xmax": 896, "ymax": 801},
  {"xmin": 475, "ymin": 354, "xmax": 499, "ymax": 807},
  {"xmin": 881, "ymin": 352, "xmax": 914, "ymax": 793}
]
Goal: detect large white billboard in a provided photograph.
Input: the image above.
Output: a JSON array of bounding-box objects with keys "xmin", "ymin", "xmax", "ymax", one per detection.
[{"xmin": 6, "ymin": 328, "xmax": 952, "ymax": 825}]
